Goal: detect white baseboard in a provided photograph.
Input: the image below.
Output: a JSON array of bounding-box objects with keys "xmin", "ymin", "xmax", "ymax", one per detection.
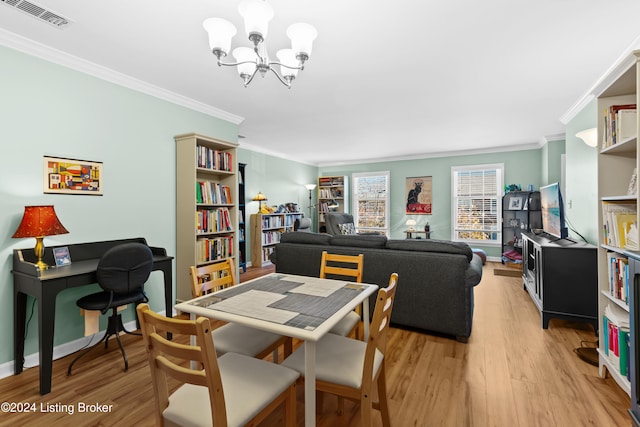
[{"xmin": 0, "ymin": 309, "xmax": 168, "ymax": 381}]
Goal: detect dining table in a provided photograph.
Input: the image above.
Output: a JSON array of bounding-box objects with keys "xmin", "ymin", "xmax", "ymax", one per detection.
[{"xmin": 174, "ymin": 272, "xmax": 379, "ymax": 427}]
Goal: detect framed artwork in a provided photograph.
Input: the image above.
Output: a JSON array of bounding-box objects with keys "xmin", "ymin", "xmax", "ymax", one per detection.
[
  {"xmin": 43, "ymin": 156, "xmax": 103, "ymax": 195},
  {"xmin": 406, "ymin": 176, "xmax": 432, "ymax": 214},
  {"xmin": 53, "ymin": 247, "xmax": 71, "ymax": 267},
  {"xmin": 508, "ymin": 196, "xmax": 523, "ymax": 210}
]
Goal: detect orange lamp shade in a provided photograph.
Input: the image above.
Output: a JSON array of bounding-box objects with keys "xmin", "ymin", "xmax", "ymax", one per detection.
[{"xmin": 12, "ymin": 205, "xmax": 69, "ymax": 238}]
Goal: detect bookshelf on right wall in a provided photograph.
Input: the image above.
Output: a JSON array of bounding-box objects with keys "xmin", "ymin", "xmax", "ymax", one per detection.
[{"xmin": 596, "ymin": 50, "xmax": 639, "ymax": 398}]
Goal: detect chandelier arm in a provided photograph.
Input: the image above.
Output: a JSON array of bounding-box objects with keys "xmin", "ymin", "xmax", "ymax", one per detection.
[
  {"xmin": 269, "ymin": 67, "xmax": 292, "ymax": 88},
  {"xmin": 244, "ymin": 67, "xmax": 260, "ymax": 87},
  {"xmin": 216, "ymin": 59, "xmax": 257, "ymax": 68},
  {"xmin": 269, "ymin": 61, "xmax": 304, "ymax": 71}
]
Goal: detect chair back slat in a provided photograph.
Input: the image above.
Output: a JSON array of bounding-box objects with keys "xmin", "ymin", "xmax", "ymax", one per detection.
[
  {"xmin": 319, "ymin": 251, "xmax": 363, "ymax": 283},
  {"xmin": 189, "ymin": 258, "xmax": 237, "ymax": 298}
]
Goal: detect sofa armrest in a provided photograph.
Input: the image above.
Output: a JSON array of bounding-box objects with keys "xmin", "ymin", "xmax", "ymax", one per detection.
[{"xmin": 465, "ymin": 254, "xmax": 483, "ymax": 288}]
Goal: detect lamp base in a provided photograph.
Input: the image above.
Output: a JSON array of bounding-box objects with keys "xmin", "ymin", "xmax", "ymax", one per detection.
[{"xmin": 34, "ymin": 236, "xmax": 49, "ymax": 270}]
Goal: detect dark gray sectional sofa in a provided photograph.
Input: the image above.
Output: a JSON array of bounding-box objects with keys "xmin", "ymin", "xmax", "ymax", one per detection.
[{"xmin": 270, "ymin": 232, "xmax": 483, "ymax": 342}]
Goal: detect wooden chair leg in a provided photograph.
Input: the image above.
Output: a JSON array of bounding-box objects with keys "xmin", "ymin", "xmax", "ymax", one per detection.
[
  {"xmin": 377, "ymin": 364, "xmax": 391, "ymax": 427},
  {"xmin": 285, "ymin": 382, "xmax": 296, "ymax": 427}
]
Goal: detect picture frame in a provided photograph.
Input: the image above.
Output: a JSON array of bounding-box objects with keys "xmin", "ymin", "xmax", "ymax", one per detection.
[
  {"xmin": 53, "ymin": 246, "xmax": 71, "ymax": 267},
  {"xmin": 508, "ymin": 196, "xmax": 523, "ymax": 210},
  {"xmin": 405, "ymin": 176, "xmax": 432, "ymax": 214},
  {"xmin": 43, "ymin": 156, "xmax": 103, "ymax": 195}
]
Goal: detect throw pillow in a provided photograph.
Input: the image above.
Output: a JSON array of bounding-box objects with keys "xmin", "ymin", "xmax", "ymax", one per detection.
[{"xmin": 338, "ymin": 223, "xmax": 356, "ymax": 235}]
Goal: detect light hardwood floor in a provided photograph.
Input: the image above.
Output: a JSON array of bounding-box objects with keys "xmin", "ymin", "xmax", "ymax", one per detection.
[{"xmin": 0, "ymin": 262, "xmax": 631, "ymax": 426}]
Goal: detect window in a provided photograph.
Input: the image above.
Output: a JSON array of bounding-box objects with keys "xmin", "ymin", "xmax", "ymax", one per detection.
[
  {"xmin": 352, "ymin": 171, "xmax": 390, "ymax": 235},
  {"xmin": 451, "ymin": 164, "xmax": 503, "ymax": 245}
]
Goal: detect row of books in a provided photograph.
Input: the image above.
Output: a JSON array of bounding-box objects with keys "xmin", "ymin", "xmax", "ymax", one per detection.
[
  {"xmin": 261, "ymin": 230, "xmax": 281, "ymax": 246},
  {"xmin": 284, "ymin": 213, "xmax": 302, "ymax": 227},
  {"xmin": 262, "ymin": 246, "xmax": 275, "ymax": 262},
  {"xmin": 603, "ymin": 304, "xmax": 631, "ymax": 379},
  {"xmin": 607, "ymin": 252, "xmax": 629, "ymax": 304},
  {"xmin": 196, "ymin": 181, "xmax": 232, "ymax": 205},
  {"xmin": 318, "ymin": 177, "xmax": 344, "ymax": 186},
  {"xmin": 602, "ymin": 104, "xmax": 637, "ymax": 149},
  {"xmin": 319, "ymin": 188, "xmax": 343, "ymax": 199},
  {"xmin": 196, "ymin": 208, "xmax": 232, "ymax": 234},
  {"xmin": 261, "ymin": 215, "xmax": 284, "ymax": 229},
  {"xmin": 196, "ymin": 236, "xmax": 234, "ymax": 264},
  {"xmin": 197, "ymin": 146, "xmax": 233, "ymax": 172},
  {"xmin": 602, "ymin": 201, "xmax": 637, "ymax": 249}
]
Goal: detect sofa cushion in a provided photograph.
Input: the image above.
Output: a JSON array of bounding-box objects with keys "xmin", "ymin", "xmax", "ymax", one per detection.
[
  {"xmin": 279, "ymin": 231, "xmax": 332, "ymax": 245},
  {"xmin": 331, "ymin": 234, "xmax": 388, "ymax": 248},
  {"xmin": 385, "ymin": 239, "xmax": 473, "ymax": 261},
  {"xmin": 338, "ymin": 223, "xmax": 356, "ymax": 235}
]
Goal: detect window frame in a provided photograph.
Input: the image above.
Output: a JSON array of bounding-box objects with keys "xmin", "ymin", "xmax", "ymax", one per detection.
[
  {"xmin": 450, "ymin": 163, "xmax": 504, "ymax": 246},
  {"xmin": 351, "ymin": 171, "xmax": 390, "ymax": 236}
]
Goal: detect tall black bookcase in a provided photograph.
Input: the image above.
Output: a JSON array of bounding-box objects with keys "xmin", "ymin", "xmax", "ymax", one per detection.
[
  {"xmin": 238, "ymin": 163, "xmax": 247, "ymax": 273},
  {"xmin": 502, "ymin": 191, "xmax": 542, "ymax": 263}
]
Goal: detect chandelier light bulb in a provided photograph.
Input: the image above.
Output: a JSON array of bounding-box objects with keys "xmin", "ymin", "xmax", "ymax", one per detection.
[
  {"xmin": 232, "ymin": 47, "xmax": 258, "ymax": 83},
  {"xmin": 203, "ymin": 18, "xmax": 237, "ymax": 59},
  {"xmin": 286, "ymin": 23, "xmax": 318, "ymax": 62},
  {"xmin": 238, "ymin": 0, "xmax": 274, "ymax": 44},
  {"xmin": 276, "ymin": 49, "xmax": 299, "ymax": 80}
]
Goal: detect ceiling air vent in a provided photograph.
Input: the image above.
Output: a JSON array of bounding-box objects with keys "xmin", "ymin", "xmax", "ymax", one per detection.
[{"xmin": 1, "ymin": 0, "xmax": 73, "ymax": 29}]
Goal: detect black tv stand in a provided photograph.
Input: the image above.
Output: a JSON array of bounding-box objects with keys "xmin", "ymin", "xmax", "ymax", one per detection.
[{"xmin": 521, "ymin": 232, "xmax": 597, "ymax": 331}]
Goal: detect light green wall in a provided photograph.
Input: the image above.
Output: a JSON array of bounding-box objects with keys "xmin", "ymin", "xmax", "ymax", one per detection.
[
  {"xmin": 0, "ymin": 46, "xmax": 238, "ymax": 365},
  {"xmin": 320, "ymin": 148, "xmax": 544, "ymax": 258},
  {"xmin": 565, "ymin": 99, "xmax": 598, "ymax": 243},
  {"xmin": 0, "ymin": 42, "xmax": 573, "ymax": 369},
  {"xmin": 542, "ymin": 139, "xmax": 566, "ymax": 185},
  {"xmin": 237, "ymin": 149, "xmax": 318, "ymax": 263}
]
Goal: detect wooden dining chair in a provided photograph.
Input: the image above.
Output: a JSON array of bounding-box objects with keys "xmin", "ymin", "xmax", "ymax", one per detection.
[
  {"xmin": 189, "ymin": 258, "xmax": 292, "ymax": 362},
  {"xmin": 320, "ymin": 251, "xmax": 364, "ymax": 339},
  {"xmin": 136, "ymin": 303, "xmax": 299, "ymax": 427},
  {"xmin": 282, "ymin": 273, "xmax": 398, "ymax": 426}
]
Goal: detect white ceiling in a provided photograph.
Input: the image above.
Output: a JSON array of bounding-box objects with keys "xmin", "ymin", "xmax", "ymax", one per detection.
[{"xmin": 2, "ymin": 0, "xmax": 640, "ymax": 166}]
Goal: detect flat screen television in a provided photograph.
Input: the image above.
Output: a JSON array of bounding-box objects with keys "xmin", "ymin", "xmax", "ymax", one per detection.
[{"xmin": 540, "ymin": 182, "xmax": 568, "ymax": 239}]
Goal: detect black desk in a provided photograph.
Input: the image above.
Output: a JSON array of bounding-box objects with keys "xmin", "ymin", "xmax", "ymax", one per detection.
[{"xmin": 12, "ymin": 237, "xmax": 173, "ymax": 395}]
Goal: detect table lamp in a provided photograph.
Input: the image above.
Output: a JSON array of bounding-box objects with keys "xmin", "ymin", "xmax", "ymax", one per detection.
[
  {"xmin": 252, "ymin": 192, "xmax": 268, "ymax": 213},
  {"xmin": 406, "ymin": 219, "xmax": 416, "ymax": 231},
  {"xmin": 12, "ymin": 205, "xmax": 69, "ymax": 270}
]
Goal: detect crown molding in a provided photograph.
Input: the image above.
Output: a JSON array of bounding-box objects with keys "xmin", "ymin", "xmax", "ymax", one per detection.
[
  {"xmin": 560, "ymin": 34, "xmax": 640, "ymax": 125},
  {"xmin": 0, "ymin": 28, "xmax": 244, "ymax": 125}
]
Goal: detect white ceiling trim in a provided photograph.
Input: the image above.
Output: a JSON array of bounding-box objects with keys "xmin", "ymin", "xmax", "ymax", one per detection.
[
  {"xmin": 317, "ymin": 141, "xmax": 546, "ymax": 168},
  {"xmin": 0, "ymin": 27, "xmax": 244, "ymax": 125},
  {"xmin": 560, "ymin": 34, "xmax": 640, "ymax": 125}
]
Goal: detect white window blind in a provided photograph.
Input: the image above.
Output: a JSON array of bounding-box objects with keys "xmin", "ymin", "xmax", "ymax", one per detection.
[
  {"xmin": 451, "ymin": 164, "xmax": 503, "ymax": 244},
  {"xmin": 352, "ymin": 171, "xmax": 390, "ymax": 235}
]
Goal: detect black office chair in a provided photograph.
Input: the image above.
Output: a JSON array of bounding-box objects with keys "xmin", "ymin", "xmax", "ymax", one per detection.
[{"xmin": 67, "ymin": 242, "xmax": 153, "ymax": 375}]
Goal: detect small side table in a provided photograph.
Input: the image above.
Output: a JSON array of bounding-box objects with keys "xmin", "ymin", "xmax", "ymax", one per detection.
[{"xmin": 404, "ymin": 230, "xmax": 431, "ymax": 239}]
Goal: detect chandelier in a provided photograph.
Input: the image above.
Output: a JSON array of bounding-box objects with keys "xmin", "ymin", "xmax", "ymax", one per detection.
[{"xmin": 203, "ymin": 0, "xmax": 318, "ymax": 88}]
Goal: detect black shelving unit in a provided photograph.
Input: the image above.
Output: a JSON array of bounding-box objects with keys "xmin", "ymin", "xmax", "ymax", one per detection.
[
  {"xmin": 238, "ymin": 163, "xmax": 247, "ymax": 272},
  {"xmin": 501, "ymin": 191, "xmax": 542, "ymax": 263}
]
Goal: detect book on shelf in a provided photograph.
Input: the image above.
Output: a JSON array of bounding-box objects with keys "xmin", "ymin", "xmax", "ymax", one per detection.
[
  {"xmin": 602, "ymin": 104, "xmax": 637, "ymax": 148},
  {"xmin": 607, "ymin": 251, "xmax": 629, "ymax": 303},
  {"xmin": 197, "ymin": 146, "xmax": 233, "ymax": 172},
  {"xmin": 196, "ymin": 207, "xmax": 232, "ymax": 233},
  {"xmin": 196, "ymin": 181, "xmax": 232, "ymax": 205},
  {"xmin": 196, "ymin": 235, "xmax": 234, "ymax": 263},
  {"xmin": 604, "ymin": 304, "xmax": 630, "ymax": 375},
  {"xmin": 601, "ymin": 201, "xmax": 637, "ymax": 248}
]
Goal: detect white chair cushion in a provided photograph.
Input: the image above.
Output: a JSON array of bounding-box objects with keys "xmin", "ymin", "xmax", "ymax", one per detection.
[
  {"xmin": 282, "ymin": 333, "xmax": 384, "ymax": 389},
  {"xmin": 329, "ymin": 311, "xmax": 360, "ymax": 336},
  {"xmin": 212, "ymin": 323, "xmax": 283, "ymax": 357},
  {"xmin": 163, "ymin": 353, "xmax": 299, "ymax": 427}
]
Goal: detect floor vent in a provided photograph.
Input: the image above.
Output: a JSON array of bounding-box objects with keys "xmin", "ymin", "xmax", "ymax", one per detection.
[{"xmin": 1, "ymin": 0, "xmax": 72, "ymax": 29}]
